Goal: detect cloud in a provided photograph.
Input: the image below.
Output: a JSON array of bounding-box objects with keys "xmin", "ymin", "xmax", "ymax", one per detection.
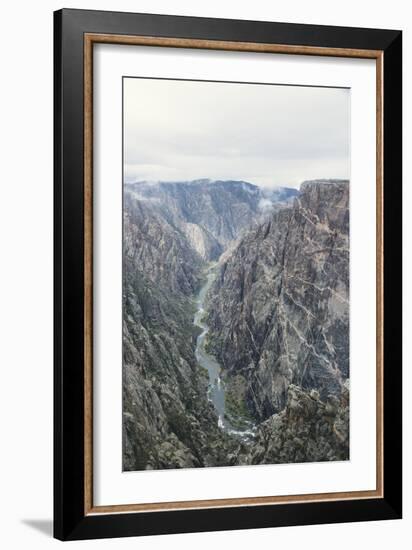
[
  {"xmin": 258, "ymin": 198, "xmax": 274, "ymax": 211},
  {"xmin": 124, "ymin": 78, "xmax": 350, "ymax": 188}
]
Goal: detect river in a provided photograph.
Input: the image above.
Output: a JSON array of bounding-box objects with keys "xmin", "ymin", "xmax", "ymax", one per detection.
[{"xmin": 194, "ymin": 266, "xmax": 256, "ymax": 440}]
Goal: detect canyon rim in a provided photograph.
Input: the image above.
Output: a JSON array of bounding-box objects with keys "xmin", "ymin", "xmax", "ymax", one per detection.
[{"xmin": 122, "ymin": 77, "xmax": 350, "ymax": 471}]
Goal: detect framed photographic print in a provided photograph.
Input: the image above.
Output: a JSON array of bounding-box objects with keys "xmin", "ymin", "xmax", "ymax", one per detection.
[{"xmin": 54, "ymin": 8, "xmax": 402, "ymax": 541}]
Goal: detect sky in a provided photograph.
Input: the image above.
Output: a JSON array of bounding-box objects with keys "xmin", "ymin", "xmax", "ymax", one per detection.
[{"xmin": 123, "ymin": 77, "xmax": 350, "ymax": 189}]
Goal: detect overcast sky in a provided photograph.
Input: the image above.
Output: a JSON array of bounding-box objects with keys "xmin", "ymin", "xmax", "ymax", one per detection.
[{"xmin": 124, "ymin": 77, "xmax": 350, "ymax": 189}]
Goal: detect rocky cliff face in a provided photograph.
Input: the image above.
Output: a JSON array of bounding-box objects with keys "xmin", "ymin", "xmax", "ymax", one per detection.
[
  {"xmin": 243, "ymin": 383, "xmax": 349, "ymax": 465},
  {"xmin": 124, "ymin": 193, "xmax": 203, "ymax": 296},
  {"xmin": 123, "ymin": 192, "xmax": 235, "ymax": 470},
  {"xmin": 206, "ymin": 180, "xmax": 349, "ymax": 421}
]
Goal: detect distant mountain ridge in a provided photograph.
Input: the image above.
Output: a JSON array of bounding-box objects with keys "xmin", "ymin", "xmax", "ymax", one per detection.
[{"xmin": 125, "ymin": 179, "xmax": 298, "ymax": 260}]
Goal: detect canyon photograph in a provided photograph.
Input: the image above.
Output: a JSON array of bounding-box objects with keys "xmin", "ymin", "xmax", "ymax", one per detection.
[{"xmin": 122, "ymin": 77, "xmax": 350, "ymax": 471}]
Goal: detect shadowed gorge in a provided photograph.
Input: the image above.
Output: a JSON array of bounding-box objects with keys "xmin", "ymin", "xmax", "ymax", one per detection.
[{"xmin": 123, "ymin": 179, "xmax": 349, "ymax": 470}]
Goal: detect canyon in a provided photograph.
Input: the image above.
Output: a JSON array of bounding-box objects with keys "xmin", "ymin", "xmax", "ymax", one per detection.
[{"xmin": 123, "ymin": 179, "xmax": 349, "ymax": 471}]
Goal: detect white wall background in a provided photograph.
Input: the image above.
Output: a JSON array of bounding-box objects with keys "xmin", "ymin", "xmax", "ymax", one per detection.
[{"xmin": 0, "ymin": 1, "xmax": 408, "ymax": 548}]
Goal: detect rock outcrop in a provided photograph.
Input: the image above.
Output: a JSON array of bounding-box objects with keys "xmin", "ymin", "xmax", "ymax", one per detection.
[{"xmin": 245, "ymin": 383, "xmax": 349, "ymax": 465}]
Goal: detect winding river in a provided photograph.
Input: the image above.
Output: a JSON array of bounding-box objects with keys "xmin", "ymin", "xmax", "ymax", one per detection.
[{"xmin": 194, "ymin": 267, "xmax": 256, "ymax": 440}]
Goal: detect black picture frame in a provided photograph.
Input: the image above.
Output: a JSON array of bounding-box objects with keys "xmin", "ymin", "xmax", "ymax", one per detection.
[{"xmin": 54, "ymin": 8, "xmax": 402, "ymax": 541}]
